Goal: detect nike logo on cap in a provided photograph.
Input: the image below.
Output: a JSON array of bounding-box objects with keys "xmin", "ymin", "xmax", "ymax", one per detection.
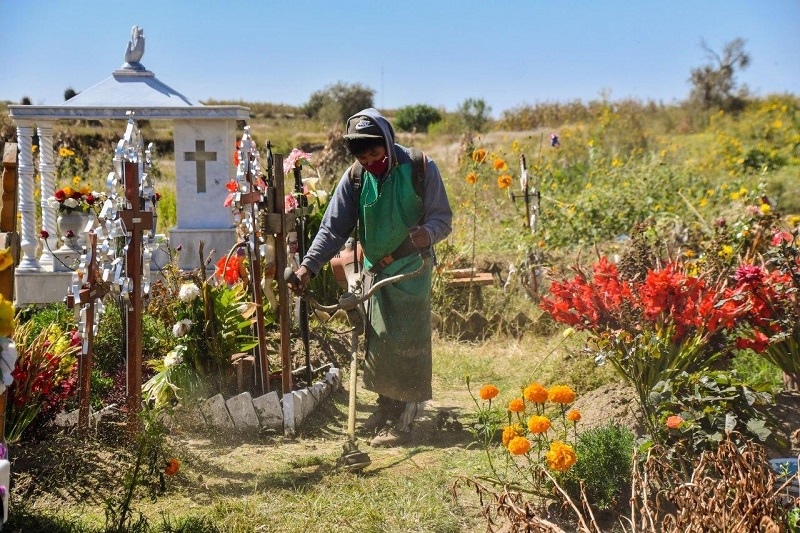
[{"xmin": 355, "ymin": 119, "xmax": 373, "ymax": 130}]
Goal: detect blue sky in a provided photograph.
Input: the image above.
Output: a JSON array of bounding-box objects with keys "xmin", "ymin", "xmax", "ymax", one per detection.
[{"xmin": 1, "ymin": 0, "xmax": 798, "ymax": 116}]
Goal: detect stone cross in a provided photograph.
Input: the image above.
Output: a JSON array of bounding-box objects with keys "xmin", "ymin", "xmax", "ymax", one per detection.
[{"xmin": 184, "ymin": 140, "xmax": 217, "ymax": 193}]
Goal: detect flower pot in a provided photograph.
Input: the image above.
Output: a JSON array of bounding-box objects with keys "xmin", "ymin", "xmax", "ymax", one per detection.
[{"xmin": 57, "ymin": 211, "xmax": 93, "ymax": 249}]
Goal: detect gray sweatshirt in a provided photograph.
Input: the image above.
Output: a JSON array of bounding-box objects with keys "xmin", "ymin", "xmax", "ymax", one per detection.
[{"xmin": 301, "ymin": 108, "xmax": 452, "ymax": 275}]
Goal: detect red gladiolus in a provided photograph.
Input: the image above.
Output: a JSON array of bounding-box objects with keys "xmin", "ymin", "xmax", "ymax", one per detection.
[
  {"xmin": 771, "ymin": 230, "xmax": 793, "ymax": 246},
  {"xmin": 215, "ymin": 254, "xmax": 240, "ymax": 285}
]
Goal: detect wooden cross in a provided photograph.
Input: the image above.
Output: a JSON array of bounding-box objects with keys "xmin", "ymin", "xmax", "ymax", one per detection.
[
  {"xmin": 117, "ymin": 160, "xmax": 155, "ymax": 434},
  {"xmin": 65, "ymin": 233, "xmax": 109, "ymax": 432},
  {"xmin": 184, "ymin": 140, "xmax": 217, "ymax": 193}
]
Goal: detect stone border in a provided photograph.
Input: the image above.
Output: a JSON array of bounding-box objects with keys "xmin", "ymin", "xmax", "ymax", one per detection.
[{"xmin": 55, "ymin": 367, "xmax": 342, "ymax": 437}]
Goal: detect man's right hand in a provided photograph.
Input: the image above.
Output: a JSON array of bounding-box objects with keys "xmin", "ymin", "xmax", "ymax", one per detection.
[{"xmin": 287, "ymin": 265, "xmax": 312, "ymax": 295}]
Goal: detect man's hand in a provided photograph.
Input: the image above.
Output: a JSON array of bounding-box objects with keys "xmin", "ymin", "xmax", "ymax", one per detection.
[
  {"xmin": 287, "ymin": 265, "xmax": 312, "ymax": 295},
  {"xmin": 408, "ymin": 225, "xmax": 431, "ymax": 248}
]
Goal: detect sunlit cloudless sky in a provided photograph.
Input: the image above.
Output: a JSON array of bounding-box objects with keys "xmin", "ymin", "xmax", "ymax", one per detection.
[{"xmin": 2, "ymin": 0, "xmax": 798, "ymax": 115}]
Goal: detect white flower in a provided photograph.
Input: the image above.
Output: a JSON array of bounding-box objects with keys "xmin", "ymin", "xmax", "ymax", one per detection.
[
  {"xmin": 63, "ymin": 197, "xmax": 79, "ymax": 209},
  {"xmin": 0, "ymin": 339, "xmax": 17, "ymax": 387},
  {"xmin": 314, "ymin": 189, "xmax": 329, "ymax": 204},
  {"xmin": 47, "ymin": 197, "xmax": 61, "ymax": 209},
  {"xmin": 172, "ymin": 319, "xmax": 192, "ymax": 338},
  {"xmin": 164, "ymin": 347, "xmax": 184, "ymax": 368},
  {"xmin": 178, "ymin": 282, "xmax": 201, "ymax": 302}
]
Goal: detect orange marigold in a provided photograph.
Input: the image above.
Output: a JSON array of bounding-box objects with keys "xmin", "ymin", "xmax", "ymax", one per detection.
[
  {"xmin": 497, "ymin": 174, "xmax": 512, "ymax": 189},
  {"xmin": 164, "ymin": 458, "xmax": 180, "ymax": 476},
  {"xmin": 548, "ymin": 385, "xmax": 576, "ymax": 404},
  {"xmin": 508, "ymin": 398, "xmax": 525, "ymax": 413},
  {"xmin": 527, "ymin": 415, "xmax": 551, "ymax": 434},
  {"xmin": 507, "ymin": 436, "xmax": 531, "ymax": 455},
  {"xmin": 545, "ymin": 441, "xmax": 577, "ymax": 472},
  {"xmin": 472, "ymin": 148, "xmax": 487, "ymax": 163},
  {"xmin": 567, "ymin": 409, "xmax": 581, "ymax": 422},
  {"xmin": 479, "ymin": 384, "xmax": 499, "ymax": 400},
  {"xmin": 465, "ymin": 171, "xmax": 478, "ymax": 185},
  {"xmin": 502, "ymin": 423, "xmax": 524, "ymax": 445},
  {"xmin": 666, "ymin": 415, "xmax": 684, "ymax": 429},
  {"xmin": 523, "ymin": 383, "xmax": 548, "ymax": 403},
  {"xmin": 493, "ymin": 158, "xmax": 508, "ymax": 171}
]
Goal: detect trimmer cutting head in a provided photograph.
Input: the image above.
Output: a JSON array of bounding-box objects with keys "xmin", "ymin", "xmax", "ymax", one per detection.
[{"xmin": 338, "ymin": 441, "xmax": 371, "ymax": 472}]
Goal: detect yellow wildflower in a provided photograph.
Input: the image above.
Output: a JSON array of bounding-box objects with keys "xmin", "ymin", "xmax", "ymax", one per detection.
[
  {"xmin": 683, "ymin": 250, "xmax": 696, "ymax": 258},
  {"xmin": 0, "ymin": 247, "xmax": 13, "ymax": 271},
  {"xmin": 58, "ymin": 147, "xmax": 75, "ymax": 158},
  {"xmin": 759, "ymin": 203, "xmax": 771, "ymax": 215},
  {"xmin": 718, "ymin": 245, "xmax": 734, "ymax": 258},
  {"xmin": 730, "ymin": 192, "xmax": 740, "ymax": 200},
  {"xmin": 699, "ymin": 198, "xmax": 708, "ymax": 207},
  {"xmin": 0, "ymin": 294, "xmax": 14, "ymax": 337},
  {"xmin": 465, "ymin": 172, "xmax": 478, "ymax": 185},
  {"xmin": 72, "ymin": 176, "xmax": 81, "ymax": 186},
  {"xmin": 706, "ymin": 188, "xmax": 715, "ymax": 196},
  {"xmin": 511, "ymin": 140, "xmax": 519, "ymax": 153},
  {"xmin": 789, "ymin": 215, "xmax": 800, "ymax": 227},
  {"xmin": 611, "ymin": 158, "xmax": 621, "ymax": 167}
]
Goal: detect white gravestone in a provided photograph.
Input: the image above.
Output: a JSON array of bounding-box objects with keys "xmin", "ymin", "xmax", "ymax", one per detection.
[{"xmin": 170, "ymin": 119, "xmax": 238, "ymax": 270}]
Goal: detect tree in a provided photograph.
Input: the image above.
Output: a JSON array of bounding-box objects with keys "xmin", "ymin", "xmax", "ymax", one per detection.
[
  {"xmin": 64, "ymin": 87, "xmax": 78, "ymax": 101},
  {"xmin": 303, "ymin": 82, "xmax": 375, "ymax": 124},
  {"xmin": 394, "ymin": 104, "xmax": 442, "ymax": 133},
  {"xmin": 688, "ymin": 38, "xmax": 750, "ymax": 112},
  {"xmin": 458, "ymin": 98, "xmax": 491, "ymax": 133}
]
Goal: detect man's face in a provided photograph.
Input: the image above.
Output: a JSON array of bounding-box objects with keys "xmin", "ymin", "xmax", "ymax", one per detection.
[{"xmin": 355, "ymin": 145, "xmax": 387, "ymax": 167}]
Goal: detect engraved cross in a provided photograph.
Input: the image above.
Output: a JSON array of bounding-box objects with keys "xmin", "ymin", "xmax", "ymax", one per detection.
[{"xmin": 184, "ymin": 140, "xmax": 217, "ymax": 193}]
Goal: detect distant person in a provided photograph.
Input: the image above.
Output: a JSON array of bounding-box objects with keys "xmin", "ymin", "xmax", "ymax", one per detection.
[
  {"xmin": 550, "ymin": 132, "xmax": 560, "ymax": 147},
  {"xmin": 288, "ymin": 108, "xmax": 452, "ymax": 447}
]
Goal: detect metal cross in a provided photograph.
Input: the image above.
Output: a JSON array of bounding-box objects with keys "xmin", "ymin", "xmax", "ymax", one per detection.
[{"xmin": 184, "ymin": 140, "xmax": 217, "ymax": 193}]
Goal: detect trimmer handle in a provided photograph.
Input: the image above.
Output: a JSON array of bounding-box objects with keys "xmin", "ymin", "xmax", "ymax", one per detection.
[{"xmin": 284, "ymin": 266, "xmax": 300, "ymax": 286}]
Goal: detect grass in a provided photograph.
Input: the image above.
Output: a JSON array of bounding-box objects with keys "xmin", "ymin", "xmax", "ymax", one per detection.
[{"xmin": 8, "ymin": 331, "xmax": 616, "ymax": 532}]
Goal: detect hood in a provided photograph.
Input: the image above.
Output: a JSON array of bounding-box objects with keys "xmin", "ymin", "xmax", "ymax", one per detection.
[{"xmin": 346, "ymin": 107, "xmax": 397, "ymax": 168}]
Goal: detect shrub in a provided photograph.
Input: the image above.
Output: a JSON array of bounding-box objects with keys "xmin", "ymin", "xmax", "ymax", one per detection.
[
  {"xmin": 562, "ymin": 421, "xmax": 634, "ymax": 510},
  {"xmin": 303, "ymin": 81, "xmax": 375, "ymax": 124},
  {"xmin": 394, "ymin": 104, "xmax": 442, "ymax": 133}
]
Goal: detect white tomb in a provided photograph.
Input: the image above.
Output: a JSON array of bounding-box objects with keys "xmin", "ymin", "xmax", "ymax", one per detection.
[{"xmin": 8, "ymin": 26, "xmax": 250, "ymax": 304}]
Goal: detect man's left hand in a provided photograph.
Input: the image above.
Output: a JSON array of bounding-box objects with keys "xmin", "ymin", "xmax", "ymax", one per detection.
[{"xmin": 408, "ymin": 226, "xmax": 431, "ymax": 248}]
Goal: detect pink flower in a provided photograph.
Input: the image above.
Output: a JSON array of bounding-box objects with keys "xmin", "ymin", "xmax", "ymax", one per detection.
[
  {"xmin": 771, "ymin": 230, "xmax": 793, "ymax": 246},
  {"xmin": 283, "ymin": 148, "xmax": 313, "ymax": 174},
  {"xmin": 735, "ymin": 264, "xmax": 764, "ymax": 285},
  {"xmin": 223, "ymin": 193, "xmax": 235, "ymax": 208},
  {"xmin": 284, "ymin": 194, "xmax": 298, "ymax": 213},
  {"xmin": 666, "ymin": 415, "xmax": 683, "ymax": 429}
]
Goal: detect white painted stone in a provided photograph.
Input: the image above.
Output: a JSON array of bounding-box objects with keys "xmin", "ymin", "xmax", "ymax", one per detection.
[
  {"xmin": 325, "ymin": 367, "xmax": 342, "ymax": 390},
  {"xmin": 282, "ymin": 391, "xmax": 302, "ymax": 437},
  {"xmin": 312, "ymin": 382, "xmax": 327, "ymax": 405},
  {"xmin": 54, "ymin": 408, "xmax": 80, "ymax": 427},
  {"xmin": 226, "ymin": 392, "xmax": 260, "ymax": 431},
  {"xmin": 297, "ymin": 388, "xmax": 313, "ymax": 420},
  {"xmin": 252, "ymin": 391, "xmax": 283, "ymax": 430},
  {"xmin": 200, "ymin": 393, "xmax": 234, "ymax": 430}
]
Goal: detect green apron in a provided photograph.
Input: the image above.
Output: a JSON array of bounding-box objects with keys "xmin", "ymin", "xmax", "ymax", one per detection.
[{"xmin": 359, "ymin": 162, "xmax": 433, "ymax": 403}]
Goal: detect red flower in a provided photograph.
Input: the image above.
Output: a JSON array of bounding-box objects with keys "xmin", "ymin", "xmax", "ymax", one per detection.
[
  {"xmin": 735, "ymin": 264, "xmax": 764, "ymax": 285},
  {"xmin": 736, "ymin": 329, "xmax": 770, "ymax": 353},
  {"xmin": 54, "ymin": 190, "xmax": 66, "ymax": 201},
  {"xmin": 771, "ymin": 230, "xmax": 794, "ymax": 246},
  {"xmin": 215, "ymin": 254, "xmax": 240, "ymax": 285},
  {"xmin": 85, "ymin": 194, "xmax": 96, "ymax": 205},
  {"xmin": 225, "ymin": 180, "xmax": 238, "ymax": 192}
]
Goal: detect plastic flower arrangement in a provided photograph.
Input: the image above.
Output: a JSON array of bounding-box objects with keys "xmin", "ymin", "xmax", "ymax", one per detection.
[
  {"xmin": 467, "ymin": 376, "xmax": 580, "ymax": 497},
  {"xmin": 46, "ymin": 185, "xmax": 99, "ymax": 214}
]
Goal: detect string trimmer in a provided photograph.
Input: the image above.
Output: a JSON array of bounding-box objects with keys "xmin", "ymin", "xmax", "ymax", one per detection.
[{"xmin": 285, "ymin": 248, "xmax": 431, "ymax": 472}]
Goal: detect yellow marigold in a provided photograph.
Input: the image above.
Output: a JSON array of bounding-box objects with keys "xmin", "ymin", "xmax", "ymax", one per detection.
[
  {"xmin": 545, "ymin": 440, "xmax": 577, "ymax": 472},
  {"xmin": 0, "ymin": 247, "xmax": 13, "ymax": 272},
  {"xmin": 62, "ymin": 186, "xmax": 74, "ymax": 197},
  {"xmin": 472, "ymin": 148, "xmax": 487, "ymax": 163},
  {"xmin": 465, "ymin": 172, "xmax": 478, "ymax": 185},
  {"xmin": 0, "ymin": 294, "xmax": 14, "ymax": 337},
  {"xmin": 492, "ymin": 159, "xmax": 507, "ymax": 171},
  {"xmin": 523, "ymin": 383, "xmax": 548, "ymax": 403},
  {"xmin": 497, "ymin": 174, "xmax": 512, "ymax": 189},
  {"xmin": 548, "ymin": 385, "xmax": 576, "ymax": 404},
  {"xmin": 479, "ymin": 384, "xmax": 499, "ymax": 401},
  {"xmin": 502, "ymin": 423, "xmax": 524, "ymax": 445},
  {"xmin": 527, "ymin": 415, "xmax": 551, "ymax": 434},
  {"xmin": 507, "ymin": 436, "xmax": 531, "ymax": 455},
  {"xmin": 508, "ymin": 398, "xmax": 525, "ymax": 413},
  {"xmin": 567, "ymin": 409, "xmax": 581, "ymax": 422},
  {"xmin": 58, "ymin": 147, "xmax": 75, "ymax": 158}
]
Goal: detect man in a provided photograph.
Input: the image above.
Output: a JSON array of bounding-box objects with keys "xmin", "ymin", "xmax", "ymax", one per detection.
[{"xmin": 289, "ymin": 108, "xmax": 452, "ymax": 446}]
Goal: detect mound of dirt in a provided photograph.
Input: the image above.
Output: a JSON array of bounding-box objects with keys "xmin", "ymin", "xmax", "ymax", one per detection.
[{"xmin": 570, "ymin": 381, "xmax": 641, "ymax": 435}]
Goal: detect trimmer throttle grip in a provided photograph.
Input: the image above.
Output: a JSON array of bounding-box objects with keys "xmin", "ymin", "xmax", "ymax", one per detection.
[{"xmin": 284, "ymin": 266, "xmax": 300, "ymax": 286}]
